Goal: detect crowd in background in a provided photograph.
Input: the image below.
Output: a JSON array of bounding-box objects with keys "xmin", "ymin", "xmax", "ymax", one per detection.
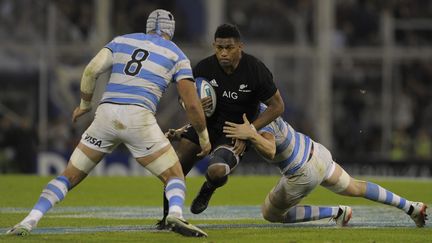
[{"xmin": 0, "ymin": 0, "xmax": 431, "ymax": 173}]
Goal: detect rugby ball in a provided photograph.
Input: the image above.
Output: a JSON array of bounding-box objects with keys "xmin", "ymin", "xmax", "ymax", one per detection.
[{"xmin": 195, "ymin": 77, "xmax": 217, "ymax": 117}]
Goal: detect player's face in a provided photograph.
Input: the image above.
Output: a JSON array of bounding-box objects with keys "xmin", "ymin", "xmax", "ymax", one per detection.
[{"xmin": 213, "ymin": 38, "xmax": 243, "ymax": 69}]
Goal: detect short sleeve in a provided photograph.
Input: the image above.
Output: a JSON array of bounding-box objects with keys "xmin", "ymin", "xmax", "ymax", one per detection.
[
  {"xmin": 260, "ymin": 124, "xmax": 275, "ymax": 135},
  {"xmin": 173, "ymin": 59, "xmax": 194, "ymax": 83},
  {"xmin": 104, "ymin": 37, "xmax": 118, "ymax": 53},
  {"xmin": 255, "ymin": 61, "xmax": 277, "ymax": 102}
]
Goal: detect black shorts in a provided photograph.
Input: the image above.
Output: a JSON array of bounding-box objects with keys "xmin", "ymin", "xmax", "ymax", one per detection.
[{"xmin": 181, "ymin": 124, "xmax": 234, "ymax": 152}]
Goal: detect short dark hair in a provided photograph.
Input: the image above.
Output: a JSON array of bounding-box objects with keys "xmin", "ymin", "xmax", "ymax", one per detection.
[{"xmin": 214, "ymin": 23, "xmax": 241, "ymax": 40}]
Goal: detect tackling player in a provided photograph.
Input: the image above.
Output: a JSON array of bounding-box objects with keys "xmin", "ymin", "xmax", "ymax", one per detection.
[
  {"xmin": 157, "ymin": 23, "xmax": 284, "ymax": 228},
  {"xmin": 222, "ymin": 104, "xmax": 428, "ymax": 227},
  {"xmin": 7, "ymin": 9, "xmax": 210, "ymax": 237}
]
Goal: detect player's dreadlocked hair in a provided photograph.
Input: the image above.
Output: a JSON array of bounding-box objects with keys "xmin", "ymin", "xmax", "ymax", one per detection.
[{"xmin": 214, "ymin": 23, "xmax": 241, "ymax": 41}]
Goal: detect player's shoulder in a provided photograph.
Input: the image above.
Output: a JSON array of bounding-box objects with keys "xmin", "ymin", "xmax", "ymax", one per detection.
[
  {"xmin": 196, "ymin": 55, "xmax": 218, "ymax": 67},
  {"xmin": 194, "ymin": 55, "xmax": 218, "ymax": 74},
  {"xmin": 111, "ymin": 32, "xmax": 144, "ymax": 43},
  {"xmin": 242, "ymin": 52, "xmax": 268, "ymax": 69},
  {"xmin": 121, "ymin": 32, "xmax": 144, "ymax": 38}
]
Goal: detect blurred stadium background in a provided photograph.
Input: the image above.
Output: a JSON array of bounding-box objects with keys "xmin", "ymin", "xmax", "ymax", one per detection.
[{"xmin": 0, "ymin": 0, "xmax": 431, "ymax": 177}]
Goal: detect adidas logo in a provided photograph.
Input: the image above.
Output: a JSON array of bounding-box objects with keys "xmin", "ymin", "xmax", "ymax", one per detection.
[{"xmin": 209, "ymin": 79, "xmax": 218, "ymax": 87}]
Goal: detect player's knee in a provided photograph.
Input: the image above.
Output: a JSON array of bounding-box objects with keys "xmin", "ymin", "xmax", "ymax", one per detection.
[
  {"xmin": 207, "ymin": 163, "xmax": 228, "ymax": 179},
  {"xmin": 261, "ymin": 197, "xmax": 284, "ymax": 223},
  {"xmin": 207, "ymin": 146, "xmax": 239, "ymax": 178},
  {"xmin": 261, "ymin": 194, "xmax": 284, "ymax": 223},
  {"xmin": 205, "ymin": 171, "xmax": 228, "ymax": 188},
  {"xmin": 261, "ymin": 206, "xmax": 279, "ymax": 222}
]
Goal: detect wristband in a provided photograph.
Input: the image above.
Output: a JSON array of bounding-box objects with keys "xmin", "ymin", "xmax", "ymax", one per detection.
[
  {"xmin": 198, "ymin": 128, "xmax": 210, "ymax": 146},
  {"xmin": 80, "ymin": 99, "xmax": 92, "ymax": 110}
]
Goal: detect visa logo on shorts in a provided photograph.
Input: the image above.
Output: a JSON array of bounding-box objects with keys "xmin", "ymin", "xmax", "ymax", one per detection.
[{"xmin": 84, "ymin": 134, "xmax": 102, "ymax": 147}]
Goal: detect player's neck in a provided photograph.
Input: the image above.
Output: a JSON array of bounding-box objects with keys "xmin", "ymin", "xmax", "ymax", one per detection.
[
  {"xmin": 147, "ymin": 31, "xmax": 171, "ymax": 40},
  {"xmin": 222, "ymin": 55, "xmax": 242, "ymax": 75}
]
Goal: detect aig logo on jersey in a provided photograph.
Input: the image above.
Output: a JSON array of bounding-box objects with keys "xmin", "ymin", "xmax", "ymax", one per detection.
[
  {"xmin": 222, "ymin": 83, "xmax": 252, "ymax": 100},
  {"xmin": 223, "ymin": 91, "xmax": 238, "ymax": 99},
  {"xmin": 84, "ymin": 134, "xmax": 102, "ymax": 147}
]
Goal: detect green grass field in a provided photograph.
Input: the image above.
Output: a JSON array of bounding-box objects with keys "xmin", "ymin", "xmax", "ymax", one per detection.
[{"xmin": 0, "ymin": 175, "xmax": 430, "ymax": 242}]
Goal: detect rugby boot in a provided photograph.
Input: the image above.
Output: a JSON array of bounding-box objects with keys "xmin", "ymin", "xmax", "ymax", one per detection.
[
  {"xmin": 6, "ymin": 220, "xmax": 36, "ymax": 236},
  {"xmin": 190, "ymin": 182, "xmax": 215, "ymax": 214},
  {"xmin": 408, "ymin": 202, "xmax": 428, "ymax": 227},
  {"xmin": 333, "ymin": 205, "xmax": 352, "ymax": 227},
  {"xmin": 155, "ymin": 216, "xmax": 169, "ymax": 230},
  {"xmin": 165, "ymin": 215, "xmax": 207, "ymax": 237}
]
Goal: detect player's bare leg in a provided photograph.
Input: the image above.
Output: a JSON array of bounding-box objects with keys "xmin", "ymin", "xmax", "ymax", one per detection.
[
  {"xmin": 323, "ymin": 163, "xmax": 428, "ymax": 227},
  {"xmin": 261, "ymin": 184, "xmax": 347, "ymax": 226},
  {"xmin": 157, "ymin": 138, "xmax": 200, "ymax": 230},
  {"xmin": 7, "ymin": 143, "xmax": 104, "ymax": 236},
  {"xmin": 137, "ymin": 144, "xmax": 207, "ymax": 237}
]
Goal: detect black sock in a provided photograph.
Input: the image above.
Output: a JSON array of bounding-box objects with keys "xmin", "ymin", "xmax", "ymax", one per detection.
[{"xmin": 163, "ymin": 187, "xmax": 169, "ymax": 218}]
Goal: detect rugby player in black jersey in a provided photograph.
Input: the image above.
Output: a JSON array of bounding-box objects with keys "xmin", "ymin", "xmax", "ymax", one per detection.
[{"xmin": 157, "ymin": 23, "xmax": 284, "ymax": 228}]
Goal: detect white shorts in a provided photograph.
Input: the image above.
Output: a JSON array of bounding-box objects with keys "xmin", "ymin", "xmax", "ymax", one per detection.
[
  {"xmin": 80, "ymin": 103, "xmax": 170, "ymax": 158},
  {"xmin": 269, "ymin": 142, "xmax": 335, "ymax": 210}
]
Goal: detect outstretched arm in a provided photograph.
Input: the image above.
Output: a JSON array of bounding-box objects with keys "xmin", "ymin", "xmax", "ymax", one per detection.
[
  {"xmin": 224, "ymin": 114, "xmax": 276, "ymax": 159},
  {"xmin": 177, "ymin": 79, "xmax": 211, "ymax": 157},
  {"xmin": 252, "ymin": 90, "xmax": 284, "ymax": 130}
]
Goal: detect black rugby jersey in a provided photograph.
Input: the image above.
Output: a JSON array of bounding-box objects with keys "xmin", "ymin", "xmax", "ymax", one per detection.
[{"xmin": 193, "ymin": 52, "xmax": 277, "ymax": 131}]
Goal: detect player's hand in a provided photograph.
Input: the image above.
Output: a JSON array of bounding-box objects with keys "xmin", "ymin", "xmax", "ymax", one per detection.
[
  {"xmin": 201, "ymin": 96, "xmax": 213, "ymax": 114},
  {"xmin": 197, "ymin": 141, "xmax": 211, "ymax": 158},
  {"xmin": 223, "ymin": 114, "xmax": 255, "ymax": 140},
  {"xmin": 165, "ymin": 126, "xmax": 187, "ymax": 141},
  {"xmin": 233, "ymin": 138, "xmax": 246, "ymax": 156},
  {"xmin": 72, "ymin": 107, "xmax": 91, "ymax": 123}
]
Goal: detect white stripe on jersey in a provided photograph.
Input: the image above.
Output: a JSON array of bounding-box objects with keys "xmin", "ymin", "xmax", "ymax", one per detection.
[
  {"xmin": 112, "ymin": 52, "xmax": 170, "ymax": 80},
  {"xmin": 101, "ymin": 33, "xmax": 193, "ymax": 112},
  {"xmin": 114, "ymin": 36, "xmax": 180, "ymax": 61},
  {"xmin": 261, "ymin": 117, "xmax": 312, "ymax": 175},
  {"xmin": 171, "ymin": 59, "xmax": 194, "ymax": 81},
  {"xmin": 108, "ymin": 73, "xmax": 163, "ymax": 97}
]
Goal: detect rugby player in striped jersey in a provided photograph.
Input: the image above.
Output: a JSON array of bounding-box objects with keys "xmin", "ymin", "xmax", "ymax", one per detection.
[
  {"xmin": 223, "ymin": 104, "xmax": 428, "ymax": 227},
  {"xmin": 7, "ymin": 9, "xmax": 209, "ymax": 237}
]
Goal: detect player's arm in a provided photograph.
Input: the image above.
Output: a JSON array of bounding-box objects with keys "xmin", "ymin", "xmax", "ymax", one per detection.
[
  {"xmin": 177, "ymin": 79, "xmax": 211, "ymax": 157},
  {"xmin": 224, "ymin": 114, "xmax": 276, "ymax": 159},
  {"xmin": 72, "ymin": 48, "xmax": 113, "ymax": 122},
  {"xmin": 165, "ymin": 124, "xmax": 189, "ymax": 141},
  {"xmin": 254, "ymin": 132, "xmax": 276, "ymax": 159},
  {"xmin": 251, "ymin": 90, "xmax": 284, "ymax": 130}
]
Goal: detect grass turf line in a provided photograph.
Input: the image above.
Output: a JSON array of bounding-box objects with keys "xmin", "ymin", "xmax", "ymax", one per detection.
[{"xmin": 0, "ymin": 175, "xmax": 430, "ymax": 242}]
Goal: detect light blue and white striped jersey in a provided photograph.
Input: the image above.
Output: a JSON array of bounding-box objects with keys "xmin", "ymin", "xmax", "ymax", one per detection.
[
  {"xmin": 101, "ymin": 33, "xmax": 193, "ymax": 113},
  {"xmin": 259, "ymin": 105, "xmax": 313, "ymax": 175}
]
